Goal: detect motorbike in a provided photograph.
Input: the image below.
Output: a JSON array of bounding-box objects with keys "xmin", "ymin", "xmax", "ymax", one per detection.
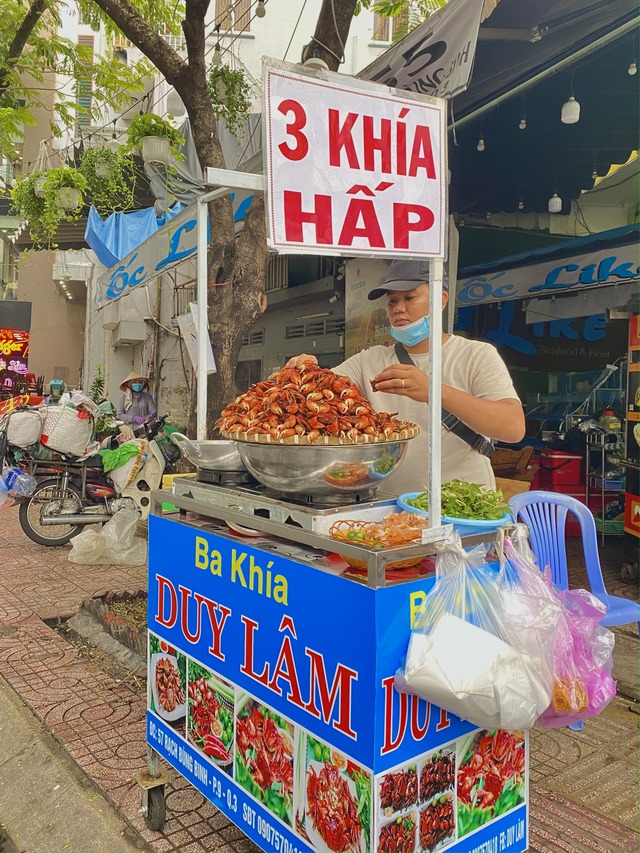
[{"xmin": 0, "ymin": 414, "xmax": 180, "ymax": 547}]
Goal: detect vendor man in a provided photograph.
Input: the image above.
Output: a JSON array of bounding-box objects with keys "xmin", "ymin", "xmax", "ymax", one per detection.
[{"xmin": 287, "ymin": 259, "xmax": 525, "ymax": 494}]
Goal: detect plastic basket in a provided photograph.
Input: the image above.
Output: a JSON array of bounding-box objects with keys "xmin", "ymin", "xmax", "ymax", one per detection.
[
  {"xmin": 397, "ymin": 493, "xmax": 512, "ymax": 536},
  {"xmin": 594, "ymin": 518, "xmax": 624, "ymax": 534}
]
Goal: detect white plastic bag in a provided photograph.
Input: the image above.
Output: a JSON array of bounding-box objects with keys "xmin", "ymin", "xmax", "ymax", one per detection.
[
  {"xmin": 68, "ymin": 510, "xmax": 146, "ymax": 565},
  {"xmin": 396, "ymin": 534, "xmax": 554, "ymax": 730}
]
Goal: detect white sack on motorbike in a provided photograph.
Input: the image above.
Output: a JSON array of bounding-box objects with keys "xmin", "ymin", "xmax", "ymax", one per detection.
[
  {"xmin": 4, "ymin": 409, "xmax": 45, "ymax": 448},
  {"xmin": 41, "ymin": 405, "xmax": 93, "ymax": 457},
  {"xmin": 106, "ymin": 440, "xmax": 148, "ymax": 492}
]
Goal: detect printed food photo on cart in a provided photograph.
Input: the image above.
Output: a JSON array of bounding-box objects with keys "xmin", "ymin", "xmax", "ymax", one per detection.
[
  {"xmin": 148, "ymin": 634, "xmax": 187, "ymax": 732},
  {"xmin": 234, "ymin": 692, "xmax": 296, "ymax": 828},
  {"xmin": 187, "ymin": 660, "xmax": 235, "ymax": 773},
  {"xmin": 297, "ymin": 731, "xmax": 372, "ymax": 853}
]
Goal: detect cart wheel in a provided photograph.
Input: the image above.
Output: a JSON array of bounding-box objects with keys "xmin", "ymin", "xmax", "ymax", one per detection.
[{"xmin": 145, "ymin": 785, "xmax": 166, "ymax": 831}]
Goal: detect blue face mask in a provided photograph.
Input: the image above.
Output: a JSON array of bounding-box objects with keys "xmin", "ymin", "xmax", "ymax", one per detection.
[
  {"xmin": 389, "ymin": 316, "xmax": 430, "ymax": 347},
  {"xmin": 131, "ymin": 382, "xmax": 144, "ymax": 393}
]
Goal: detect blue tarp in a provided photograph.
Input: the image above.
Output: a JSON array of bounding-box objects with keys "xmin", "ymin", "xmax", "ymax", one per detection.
[{"xmin": 85, "ymin": 203, "xmax": 183, "ymax": 268}]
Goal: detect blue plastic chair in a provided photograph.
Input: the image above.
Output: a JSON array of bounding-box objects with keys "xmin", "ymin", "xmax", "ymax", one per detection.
[{"xmin": 509, "ymin": 490, "xmax": 640, "ymax": 633}]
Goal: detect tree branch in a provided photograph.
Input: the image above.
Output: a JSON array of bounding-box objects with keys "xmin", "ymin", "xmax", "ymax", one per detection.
[
  {"xmin": 8, "ymin": 0, "xmax": 50, "ymax": 62},
  {"xmin": 90, "ymin": 0, "xmax": 187, "ymax": 86},
  {"xmin": 0, "ymin": 0, "xmax": 51, "ymax": 94}
]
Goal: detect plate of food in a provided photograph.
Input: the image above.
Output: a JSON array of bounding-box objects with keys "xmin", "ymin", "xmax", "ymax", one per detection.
[
  {"xmin": 150, "ymin": 653, "xmax": 186, "ymax": 722},
  {"xmin": 419, "ymin": 748, "xmax": 455, "ymax": 805},
  {"xmin": 418, "ymin": 793, "xmax": 456, "ymax": 852},
  {"xmin": 377, "ymin": 812, "xmax": 417, "ymax": 853},
  {"xmin": 235, "ymin": 699, "xmax": 295, "ymax": 827},
  {"xmin": 378, "ymin": 765, "xmax": 419, "ymax": 819},
  {"xmin": 305, "ymin": 760, "xmax": 366, "ymax": 853},
  {"xmin": 187, "ymin": 664, "xmax": 235, "ymax": 766}
]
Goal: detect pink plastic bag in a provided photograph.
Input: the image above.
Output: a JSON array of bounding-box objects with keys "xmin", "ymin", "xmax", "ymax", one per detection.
[
  {"xmin": 502, "ymin": 530, "xmax": 616, "ymax": 728},
  {"xmin": 536, "ymin": 582, "xmax": 616, "ymax": 728}
]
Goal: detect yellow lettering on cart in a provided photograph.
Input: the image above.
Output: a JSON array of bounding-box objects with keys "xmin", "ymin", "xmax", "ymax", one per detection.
[
  {"xmin": 231, "ymin": 549, "xmax": 288, "ymax": 605},
  {"xmin": 410, "ymin": 591, "xmax": 427, "ymax": 628},
  {"xmin": 194, "ymin": 537, "xmax": 222, "ymax": 575},
  {"xmin": 195, "ymin": 536, "xmax": 208, "ymax": 569}
]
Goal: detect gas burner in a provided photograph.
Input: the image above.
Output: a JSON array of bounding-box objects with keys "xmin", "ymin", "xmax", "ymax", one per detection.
[
  {"xmin": 172, "ymin": 477, "xmax": 397, "ymax": 532},
  {"xmin": 196, "ymin": 468, "xmax": 257, "ymax": 487},
  {"xmin": 261, "ymin": 488, "xmax": 376, "ymax": 507}
]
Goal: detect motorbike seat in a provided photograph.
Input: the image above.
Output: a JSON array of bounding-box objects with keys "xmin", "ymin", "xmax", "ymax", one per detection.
[{"xmin": 78, "ymin": 454, "xmax": 104, "ymax": 468}]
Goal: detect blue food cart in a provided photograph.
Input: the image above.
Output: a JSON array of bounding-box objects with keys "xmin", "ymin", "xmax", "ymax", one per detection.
[{"xmin": 144, "ymin": 483, "xmax": 529, "ymax": 853}]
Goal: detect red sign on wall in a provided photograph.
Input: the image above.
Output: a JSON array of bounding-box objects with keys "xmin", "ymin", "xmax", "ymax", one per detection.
[{"xmin": 0, "ymin": 329, "xmax": 30, "ymax": 389}]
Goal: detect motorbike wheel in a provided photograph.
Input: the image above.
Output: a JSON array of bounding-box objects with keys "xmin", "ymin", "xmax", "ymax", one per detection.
[{"xmin": 19, "ymin": 478, "xmax": 84, "ymax": 547}]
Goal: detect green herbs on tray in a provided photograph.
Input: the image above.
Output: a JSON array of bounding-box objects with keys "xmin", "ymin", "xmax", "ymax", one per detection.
[{"xmin": 407, "ymin": 480, "xmax": 509, "ymax": 520}]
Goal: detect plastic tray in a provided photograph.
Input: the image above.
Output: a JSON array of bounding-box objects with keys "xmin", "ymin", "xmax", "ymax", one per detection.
[
  {"xmin": 397, "ymin": 493, "xmax": 512, "ymax": 536},
  {"xmin": 593, "ymin": 478, "xmax": 625, "ymax": 490}
]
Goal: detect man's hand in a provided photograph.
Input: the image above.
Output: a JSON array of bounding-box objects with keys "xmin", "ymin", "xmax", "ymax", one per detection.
[
  {"xmin": 284, "ymin": 354, "xmax": 319, "ymax": 369},
  {"xmin": 133, "ymin": 416, "xmax": 145, "ymax": 425},
  {"xmin": 371, "ymin": 365, "xmax": 429, "ymax": 403}
]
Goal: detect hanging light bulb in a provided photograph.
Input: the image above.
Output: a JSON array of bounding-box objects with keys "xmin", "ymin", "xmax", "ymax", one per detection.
[
  {"xmin": 255, "ymin": 0, "xmax": 266, "ymax": 17},
  {"xmin": 518, "ymin": 117, "xmax": 527, "ymax": 130},
  {"xmin": 548, "ymin": 193, "xmax": 562, "ymax": 213},
  {"xmin": 591, "ymin": 168, "xmax": 598, "ymax": 180},
  {"xmin": 518, "ymin": 199, "xmax": 524, "ymax": 210},
  {"xmin": 212, "ymin": 42, "xmax": 222, "ymax": 66},
  {"xmin": 628, "ymin": 61, "xmax": 637, "ymax": 75},
  {"xmin": 561, "ymin": 95, "xmax": 580, "ymax": 123},
  {"xmin": 476, "ymin": 135, "xmax": 485, "ymax": 152}
]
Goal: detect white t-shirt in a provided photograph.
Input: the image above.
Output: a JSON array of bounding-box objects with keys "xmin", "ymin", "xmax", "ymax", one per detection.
[{"xmin": 336, "ymin": 336, "xmax": 520, "ymax": 496}]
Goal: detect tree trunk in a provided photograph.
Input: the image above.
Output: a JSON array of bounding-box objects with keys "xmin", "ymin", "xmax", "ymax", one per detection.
[
  {"xmin": 302, "ymin": 0, "xmax": 359, "ymax": 72},
  {"xmin": 89, "ymin": 0, "xmax": 360, "ymax": 436}
]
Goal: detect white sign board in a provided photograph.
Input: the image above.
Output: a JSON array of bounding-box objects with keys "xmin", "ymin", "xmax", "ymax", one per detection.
[{"xmin": 264, "ymin": 64, "xmax": 446, "ymax": 258}]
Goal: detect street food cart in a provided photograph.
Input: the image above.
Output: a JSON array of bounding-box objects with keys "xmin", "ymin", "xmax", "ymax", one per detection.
[
  {"xmin": 143, "ymin": 60, "xmax": 529, "ymax": 853},
  {"xmin": 145, "ymin": 472, "xmax": 528, "ymax": 853}
]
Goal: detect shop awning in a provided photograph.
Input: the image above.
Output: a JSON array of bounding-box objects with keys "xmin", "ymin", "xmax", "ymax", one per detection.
[{"xmin": 456, "ymin": 223, "xmax": 640, "ymax": 307}]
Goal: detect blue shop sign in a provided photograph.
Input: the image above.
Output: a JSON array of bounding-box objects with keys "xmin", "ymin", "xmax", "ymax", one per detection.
[
  {"xmin": 457, "ymin": 244, "xmax": 640, "ymax": 307},
  {"xmin": 96, "ymin": 193, "xmax": 253, "ymax": 307}
]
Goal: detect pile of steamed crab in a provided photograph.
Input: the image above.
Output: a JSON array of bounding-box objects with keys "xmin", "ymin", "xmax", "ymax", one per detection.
[{"xmin": 216, "ymin": 364, "xmax": 419, "ymax": 444}]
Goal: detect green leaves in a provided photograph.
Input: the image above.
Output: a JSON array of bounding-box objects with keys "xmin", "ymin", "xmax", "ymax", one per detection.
[
  {"xmin": 408, "ymin": 480, "xmax": 510, "ymax": 520},
  {"xmin": 207, "ymin": 64, "xmax": 252, "ymax": 139}
]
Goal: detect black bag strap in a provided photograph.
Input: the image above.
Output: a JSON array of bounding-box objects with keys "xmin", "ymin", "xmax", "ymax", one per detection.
[{"xmin": 394, "ymin": 342, "xmax": 495, "ymax": 458}]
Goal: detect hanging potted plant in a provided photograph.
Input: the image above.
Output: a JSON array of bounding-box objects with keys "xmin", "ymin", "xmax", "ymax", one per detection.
[
  {"xmin": 125, "ymin": 113, "xmax": 184, "ymax": 165},
  {"xmin": 11, "ymin": 172, "xmax": 47, "ymax": 226},
  {"xmin": 45, "ymin": 165, "xmax": 88, "ymax": 212},
  {"xmin": 11, "ymin": 166, "xmax": 88, "ymax": 248},
  {"xmin": 207, "ymin": 64, "xmax": 252, "ymax": 138},
  {"xmin": 33, "ymin": 174, "xmax": 48, "ymax": 198},
  {"xmin": 79, "ymin": 146, "xmax": 137, "ymax": 214}
]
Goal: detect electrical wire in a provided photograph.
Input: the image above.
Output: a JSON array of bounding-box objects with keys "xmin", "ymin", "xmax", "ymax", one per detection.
[{"xmin": 283, "ymin": 0, "xmax": 308, "ymax": 62}]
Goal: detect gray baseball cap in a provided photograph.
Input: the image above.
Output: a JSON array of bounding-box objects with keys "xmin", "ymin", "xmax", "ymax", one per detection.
[{"xmin": 368, "ymin": 258, "xmax": 448, "ymax": 300}]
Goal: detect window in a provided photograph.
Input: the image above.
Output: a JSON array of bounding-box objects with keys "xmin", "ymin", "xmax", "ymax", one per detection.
[
  {"xmin": 76, "ymin": 35, "xmax": 94, "ymax": 132},
  {"xmin": 372, "ymin": 6, "xmax": 410, "ymax": 43},
  {"xmin": 215, "ymin": 0, "xmax": 252, "ymax": 33},
  {"xmin": 241, "ymin": 328, "xmax": 265, "ymax": 346},
  {"xmin": 285, "ymin": 324, "xmax": 305, "ymax": 340},
  {"xmin": 235, "ymin": 359, "xmax": 262, "ymax": 392}
]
